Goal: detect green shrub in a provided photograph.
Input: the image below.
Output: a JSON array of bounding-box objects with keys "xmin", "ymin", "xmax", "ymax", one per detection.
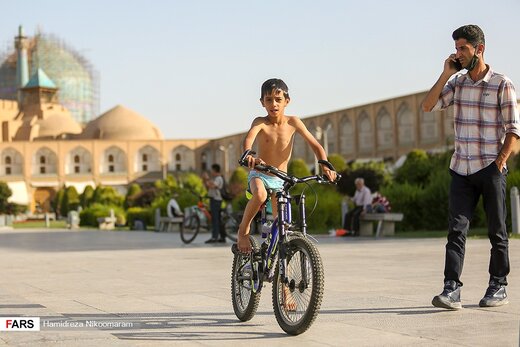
[
  {"xmin": 0, "ymin": 181, "xmax": 12, "ymax": 213},
  {"xmin": 125, "ymin": 183, "xmax": 142, "ymax": 208},
  {"xmin": 80, "ymin": 185, "xmax": 94, "ymax": 208},
  {"xmin": 126, "ymin": 207, "xmax": 154, "ymax": 228},
  {"xmin": 381, "ymin": 182, "xmax": 423, "ymax": 231},
  {"xmin": 79, "ymin": 204, "xmax": 126, "ymax": 227},
  {"xmin": 394, "ymin": 149, "xmax": 432, "ymax": 187},
  {"xmin": 288, "ymin": 159, "xmax": 311, "ymax": 177},
  {"xmin": 419, "ymin": 169, "xmax": 450, "ymax": 230},
  {"xmin": 327, "ymin": 154, "xmax": 346, "ymax": 172},
  {"xmin": 92, "ymin": 186, "xmax": 124, "ymax": 207}
]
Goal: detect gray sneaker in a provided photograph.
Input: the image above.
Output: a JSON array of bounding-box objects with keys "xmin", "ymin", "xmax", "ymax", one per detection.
[
  {"xmin": 432, "ymin": 280, "xmax": 462, "ymax": 310},
  {"xmin": 479, "ymin": 284, "xmax": 508, "ymax": 307}
]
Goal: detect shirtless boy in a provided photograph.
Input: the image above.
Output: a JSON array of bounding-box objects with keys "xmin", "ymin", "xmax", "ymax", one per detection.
[{"xmin": 237, "ymin": 78, "xmax": 337, "ymax": 254}]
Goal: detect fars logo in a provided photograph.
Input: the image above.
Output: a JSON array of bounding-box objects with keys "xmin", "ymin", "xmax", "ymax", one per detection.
[{"xmin": 0, "ymin": 317, "xmax": 40, "ymax": 331}]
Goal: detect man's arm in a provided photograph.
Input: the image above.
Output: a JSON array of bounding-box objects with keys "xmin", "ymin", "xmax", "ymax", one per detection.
[
  {"xmin": 496, "ymin": 133, "xmax": 519, "ymax": 171},
  {"xmin": 421, "ymin": 55, "xmax": 459, "ymax": 112}
]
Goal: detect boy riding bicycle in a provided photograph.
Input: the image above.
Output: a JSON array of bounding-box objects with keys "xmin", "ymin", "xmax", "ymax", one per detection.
[{"xmin": 237, "ymin": 78, "xmax": 337, "ymax": 254}]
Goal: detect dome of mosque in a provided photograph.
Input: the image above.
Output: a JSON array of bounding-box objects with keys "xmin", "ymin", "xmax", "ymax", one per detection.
[
  {"xmin": 0, "ymin": 30, "xmax": 98, "ymax": 124},
  {"xmin": 33, "ymin": 113, "xmax": 83, "ymax": 139},
  {"xmin": 81, "ymin": 105, "xmax": 163, "ymax": 140}
]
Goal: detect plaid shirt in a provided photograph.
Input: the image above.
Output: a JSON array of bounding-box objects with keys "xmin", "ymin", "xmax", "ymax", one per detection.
[{"xmin": 433, "ymin": 66, "xmax": 520, "ymax": 175}]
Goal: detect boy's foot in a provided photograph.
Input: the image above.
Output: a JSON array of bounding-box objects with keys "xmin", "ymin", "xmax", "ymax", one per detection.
[
  {"xmin": 205, "ymin": 238, "xmax": 217, "ymax": 244},
  {"xmin": 479, "ymin": 283, "xmax": 508, "ymax": 307},
  {"xmin": 432, "ymin": 280, "xmax": 462, "ymax": 310},
  {"xmin": 283, "ymin": 285, "xmax": 297, "ymax": 312},
  {"xmin": 217, "ymin": 238, "xmax": 226, "ymax": 243}
]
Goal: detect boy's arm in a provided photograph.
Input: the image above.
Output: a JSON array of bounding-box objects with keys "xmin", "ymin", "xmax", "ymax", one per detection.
[
  {"xmin": 293, "ymin": 117, "xmax": 337, "ymax": 180},
  {"xmin": 242, "ymin": 117, "xmax": 264, "ymax": 168}
]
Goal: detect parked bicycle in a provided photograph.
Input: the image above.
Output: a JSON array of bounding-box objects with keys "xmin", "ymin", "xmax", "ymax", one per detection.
[
  {"xmin": 181, "ymin": 192, "xmax": 239, "ymax": 244},
  {"xmin": 231, "ymin": 150, "xmax": 340, "ymax": 335}
]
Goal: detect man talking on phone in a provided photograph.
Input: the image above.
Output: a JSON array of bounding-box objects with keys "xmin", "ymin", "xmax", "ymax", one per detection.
[{"xmin": 422, "ymin": 24, "xmax": 520, "ymax": 310}]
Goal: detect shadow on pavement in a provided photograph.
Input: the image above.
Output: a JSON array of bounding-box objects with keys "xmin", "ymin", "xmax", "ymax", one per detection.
[{"xmin": 0, "ymin": 230, "xmax": 229, "ymax": 252}]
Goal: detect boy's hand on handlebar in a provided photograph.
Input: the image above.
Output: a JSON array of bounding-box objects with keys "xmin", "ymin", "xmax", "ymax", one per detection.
[
  {"xmin": 246, "ymin": 154, "xmax": 265, "ymax": 169},
  {"xmin": 321, "ymin": 167, "xmax": 338, "ymax": 182}
]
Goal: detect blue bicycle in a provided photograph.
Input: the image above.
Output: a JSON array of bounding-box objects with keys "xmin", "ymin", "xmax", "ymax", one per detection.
[{"xmin": 231, "ymin": 150, "xmax": 339, "ymax": 335}]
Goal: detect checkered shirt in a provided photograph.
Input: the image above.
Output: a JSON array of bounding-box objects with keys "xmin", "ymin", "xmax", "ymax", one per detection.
[{"xmin": 432, "ymin": 66, "xmax": 520, "ymax": 175}]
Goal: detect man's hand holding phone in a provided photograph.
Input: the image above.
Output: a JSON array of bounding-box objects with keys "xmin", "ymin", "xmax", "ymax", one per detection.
[{"xmin": 445, "ymin": 54, "xmax": 462, "ymax": 74}]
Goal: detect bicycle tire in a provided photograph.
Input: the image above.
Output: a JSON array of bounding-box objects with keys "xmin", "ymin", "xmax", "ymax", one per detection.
[
  {"xmin": 180, "ymin": 214, "xmax": 200, "ymax": 244},
  {"xmin": 272, "ymin": 236, "xmax": 324, "ymax": 335},
  {"xmin": 231, "ymin": 236, "xmax": 261, "ymax": 321}
]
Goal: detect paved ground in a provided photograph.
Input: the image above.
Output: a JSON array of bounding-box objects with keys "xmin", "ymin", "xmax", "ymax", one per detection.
[{"xmin": 0, "ymin": 228, "xmax": 518, "ymax": 346}]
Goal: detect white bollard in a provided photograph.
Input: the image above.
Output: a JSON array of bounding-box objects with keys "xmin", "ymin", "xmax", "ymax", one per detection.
[{"xmin": 511, "ymin": 187, "xmax": 520, "ymax": 234}]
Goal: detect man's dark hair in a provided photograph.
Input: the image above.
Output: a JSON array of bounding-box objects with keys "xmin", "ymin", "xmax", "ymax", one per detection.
[
  {"xmin": 260, "ymin": 78, "xmax": 289, "ymax": 100},
  {"xmin": 211, "ymin": 163, "xmax": 221, "ymax": 173},
  {"xmin": 452, "ymin": 24, "xmax": 485, "ymax": 46}
]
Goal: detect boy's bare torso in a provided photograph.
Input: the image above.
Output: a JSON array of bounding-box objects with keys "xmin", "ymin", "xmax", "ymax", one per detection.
[{"xmin": 254, "ymin": 115, "xmax": 297, "ymax": 172}]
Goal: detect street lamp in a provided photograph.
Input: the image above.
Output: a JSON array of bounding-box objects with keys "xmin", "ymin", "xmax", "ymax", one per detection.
[
  {"xmin": 315, "ymin": 123, "xmax": 332, "ymax": 174},
  {"xmin": 218, "ymin": 145, "xmax": 228, "ymax": 177}
]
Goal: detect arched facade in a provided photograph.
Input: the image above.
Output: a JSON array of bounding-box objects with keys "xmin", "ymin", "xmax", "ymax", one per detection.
[
  {"xmin": 65, "ymin": 146, "xmax": 91, "ymax": 174},
  {"xmin": 136, "ymin": 145, "xmax": 160, "ymax": 173},
  {"xmin": 101, "ymin": 146, "xmax": 127, "ymax": 174},
  {"xmin": 32, "ymin": 147, "xmax": 57, "ymax": 175},
  {"xmin": 1, "ymin": 147, "xmax": 23, "ymax": 176}
]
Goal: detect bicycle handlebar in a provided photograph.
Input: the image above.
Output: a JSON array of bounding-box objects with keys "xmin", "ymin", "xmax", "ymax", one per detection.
[{"xmin": 238, "ymin": 149, "xmax": 341, "ymax": 187}]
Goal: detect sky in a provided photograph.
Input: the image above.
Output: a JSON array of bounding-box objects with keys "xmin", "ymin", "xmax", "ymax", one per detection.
[{"xmin": 2, "ymin": 0, "xmax": 520, "ymax": 139}]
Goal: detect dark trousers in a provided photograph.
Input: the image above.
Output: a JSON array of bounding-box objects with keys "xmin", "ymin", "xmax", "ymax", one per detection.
[
  {"xmin": 445, "ymin": 163, "xmax": 509, "ymax": 286},
  {"xmin": 210, "ymin": 198, "xmax": 223, "ymax": 240},
  {"xmin": 343, "ymin": 206, "xmax": 364, "ymax": 234}
]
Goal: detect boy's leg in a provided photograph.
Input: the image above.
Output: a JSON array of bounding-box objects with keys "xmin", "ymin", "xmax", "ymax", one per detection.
[{"xmin": 237, "ymin": 178, "xmax": 267, "ymax": 253}]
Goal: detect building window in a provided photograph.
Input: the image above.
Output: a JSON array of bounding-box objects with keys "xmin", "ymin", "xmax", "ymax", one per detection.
[
  {"xmin": 5, "ymin": 156, "xmax": 11, "ymax": 165},
  {"xmin": 40, "ymin": 156, "xmax": 46, "ymax": 164},
  {"xmin": 74, "ymin": 155, "xmax": 80, "ymax": 163},
  {"xmin": 142, "ymin": 154, "xmax": 148, "ymax": 162},
  {"xmin": 6, "ymin": 167, "xmax": 11, "ymax": 175},
  {"xmin": 40, "ymin": 166, "xmax": 46, "ymax": 174},
  {"xmin": 74, "ymin": 166, "xmax": 80, "ymax": 173}
]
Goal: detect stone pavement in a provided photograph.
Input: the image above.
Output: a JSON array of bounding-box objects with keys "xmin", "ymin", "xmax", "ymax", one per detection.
[{"xmin": 0, "ymin": 228, "xmax": 518, "ymax": 346}]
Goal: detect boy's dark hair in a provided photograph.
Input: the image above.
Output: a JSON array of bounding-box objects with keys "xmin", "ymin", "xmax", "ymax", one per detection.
[
  {"xmin": 452, "ymin": 25, "xmax": 485, "ymax": 47},
  {"xmin": 211, "ymin": 163, "xmax": 221, "ymax": 173},
  {"xmin": 260, "ymin": 78, "xmax": 289, "ymax": 100}
]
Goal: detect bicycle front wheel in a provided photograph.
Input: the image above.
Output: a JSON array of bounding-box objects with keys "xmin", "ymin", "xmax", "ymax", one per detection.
[
  {"xmin": 231, "ymin": 236, "xmax": 261, "ymax": 321},
  {"xmin": 272, "ymin": 236, "xmax": 324, "ymax": 335},
  {"xmin": 180, "ymin": 214, "xmax": 200, "ymax": 244}
]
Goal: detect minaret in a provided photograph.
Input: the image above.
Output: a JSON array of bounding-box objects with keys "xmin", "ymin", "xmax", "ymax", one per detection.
[{"xmin": 15, "ymin": 25, "xmax": 29, "ymax": 106}]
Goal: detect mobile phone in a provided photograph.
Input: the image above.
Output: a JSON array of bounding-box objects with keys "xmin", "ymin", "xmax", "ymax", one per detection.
[{"xmin": 453, "ymin": 58, "xmax": 462, "ymax": 71}]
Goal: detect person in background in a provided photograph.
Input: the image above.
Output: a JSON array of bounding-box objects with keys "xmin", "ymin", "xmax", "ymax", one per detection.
[
  {"xmin": 202, "ymin": 164, "xmax": 226, "ymax": 243},
  {"xmin": 343, "ymin": 178, "xmax": 372, "ymax": 236}
]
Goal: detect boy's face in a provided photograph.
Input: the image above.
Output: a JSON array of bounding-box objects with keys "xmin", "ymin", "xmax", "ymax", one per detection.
[{"xmin": 260, "ymin": 89, "xmax": 290, "ymax": 117}]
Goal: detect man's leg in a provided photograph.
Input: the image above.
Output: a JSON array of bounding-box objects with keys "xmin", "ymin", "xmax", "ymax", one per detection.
[
  {"xmin": 480, "ymin": 163, "xmax": 509, "ymax": 285},
  {"xmin": 444, "ymin": 171, "xmax": 479, "ymax": 284},
  {"xmin": 352, "ymin": 207, "xmax": 363, "ymax": 235},
  {"xmin": 209, "ymin": 199, "xmax": 223, "ymax": 240}
]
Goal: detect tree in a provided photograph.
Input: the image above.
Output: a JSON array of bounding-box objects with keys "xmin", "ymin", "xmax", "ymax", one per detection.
[
  {"xmin": 0, "ymin": 181, "xmax": 12, "ymax": 213},
  {"xmin": 80, "ymin": 185, "xmax": 94, "ymax": 208}
]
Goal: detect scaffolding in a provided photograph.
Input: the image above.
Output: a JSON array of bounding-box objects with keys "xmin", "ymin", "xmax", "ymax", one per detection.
[{"xmin": 0, "ymin": 29, "xmax": 99, "ymax": 124}]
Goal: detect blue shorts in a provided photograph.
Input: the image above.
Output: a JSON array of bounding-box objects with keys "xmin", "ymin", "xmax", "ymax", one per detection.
[{"xmin": 248, "ymin": 170, "xmax": 284, "ymax": 192}]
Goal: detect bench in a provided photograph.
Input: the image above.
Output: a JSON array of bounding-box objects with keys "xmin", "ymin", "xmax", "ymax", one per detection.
[
  {"xmin": 157, "ymin": 216, "xmax": 184, "ymax": 232},
  {"xmin": 97, "ymin": 209, "xmax": 116, "ymax": 230},
  {"xmin": 359, "ymin": 213, "xmax": 404, "ymax": 238}
]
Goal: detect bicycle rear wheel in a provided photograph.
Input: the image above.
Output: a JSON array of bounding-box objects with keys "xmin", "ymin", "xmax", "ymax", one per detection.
[
  {"xmin": 180, "ymin": 214, "xmax": 200, "ymax": 244},
  {"xmin": 272, "ymin": 236, "xmax": 324, "ymax": 335},
  {"xmin": 231, "ymin": 236, "xmax": 261, "ymax": 321}
]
